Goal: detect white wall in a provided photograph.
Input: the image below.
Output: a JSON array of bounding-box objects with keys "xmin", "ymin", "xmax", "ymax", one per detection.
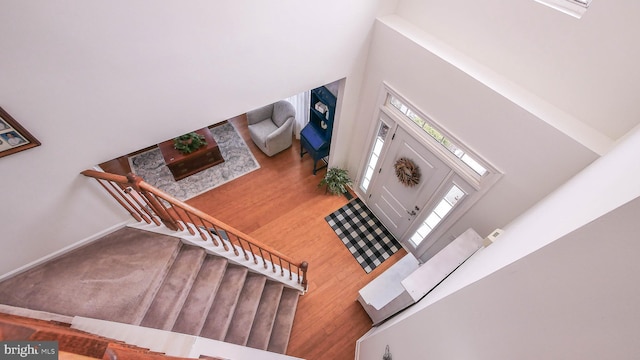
[
  {"xmin": 359, "ymin": 196, "xmax": 640, "ymax": 359},
  {"xmin": 0, "ymin": 0, "xmax": 397, "ymax": 276},
  {"xmin": 394, "ymin": 0, "xmax": 640, "ymax": 141},
  {"xmin": 357, "ymin": 125, "xmax": 640, "ymax": 359},
  {"xmin": 346, "ymin": 17, "xmax": 599, "ymax": 260}
]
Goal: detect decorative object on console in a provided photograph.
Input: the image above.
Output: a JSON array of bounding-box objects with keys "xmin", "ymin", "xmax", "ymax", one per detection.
[
  {"xmin": 0, "ymin": 105, "xmax": 40, "ymax": 159},
  {"xmin": 300, "ymin": 85, "xmax": 336, "ymax": 174},
  {"xmin": 319, "ymin": 167, "xmax": 353, "ymax": 196},
  {"xmin": 173, "ymin": 132, "xmax": 207, "ymax": 154},
  {"xmin": 314, "ymin": 101, "xmax": 328, "ymax": 115},
  {"xmin": 394, "ymin": 157, "xmax": 420, "ymax": 187}
]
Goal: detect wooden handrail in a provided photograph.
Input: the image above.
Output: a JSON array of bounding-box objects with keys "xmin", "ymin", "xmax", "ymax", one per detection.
[{"xmin": 81, "ymin": 169, "xmax": 308, "ymax": 292}]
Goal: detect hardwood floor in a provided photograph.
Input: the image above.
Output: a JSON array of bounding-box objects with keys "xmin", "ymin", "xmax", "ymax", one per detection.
[
  {"xmin": 102, "ymin": 114, "xmax": 407, "ymax": 360},
  {"xmin": 187, "ymin": 115, "xmax": 406, "ymax": 360}
]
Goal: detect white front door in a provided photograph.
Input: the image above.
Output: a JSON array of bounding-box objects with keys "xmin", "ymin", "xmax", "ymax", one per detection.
[{"xmin": 367, "ymin": 126, "xmax": 452, "ymax": 240}]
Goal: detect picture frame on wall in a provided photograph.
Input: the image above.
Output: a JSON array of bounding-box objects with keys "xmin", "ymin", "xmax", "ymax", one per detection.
[{"xmin": 0, "ymin": 106, "xmax": 40, "ymax": 158}]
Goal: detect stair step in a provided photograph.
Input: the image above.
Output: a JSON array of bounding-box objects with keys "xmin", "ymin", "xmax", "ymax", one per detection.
[
  {"xmin": 246, "ymin": 281, "xmax": 284, "ymax": 351},
  {"xmin": 140, "ymin": 245, "xmax": 206, "ymax": 330},
  {"xmin": 199, "ymin": 264, "xmax": 248, "ymax": 341},
  {"xmin": 172, "ymin": 256, "xmax": 228, "ymax": 336},
  {"xmin": 267, "ymin": 287, "xmax": 300, "ymax": 354},
  {"xmin": 224, "ymin": 273, "xmax": 267, "ymax": 346}
]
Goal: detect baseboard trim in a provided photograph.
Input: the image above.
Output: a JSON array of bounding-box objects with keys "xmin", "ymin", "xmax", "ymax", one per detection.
[
  {"xmin": 0, "ymin": 221, "xmax": 129, "ymax": 282},
  {"xmin": 0, "ymin": 304, "xmax": 74, "ymax": 324}
]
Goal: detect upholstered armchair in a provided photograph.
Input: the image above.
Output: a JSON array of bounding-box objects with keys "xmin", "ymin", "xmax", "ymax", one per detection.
[{"xmin": 247, "ymin": 100, "xmax": 295, "ymax": 157}]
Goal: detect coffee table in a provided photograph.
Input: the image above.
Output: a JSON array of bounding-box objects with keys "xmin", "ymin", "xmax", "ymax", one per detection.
[{"xmin": 158, "ymin": 127, "xmax": 224, "ymax": 181}]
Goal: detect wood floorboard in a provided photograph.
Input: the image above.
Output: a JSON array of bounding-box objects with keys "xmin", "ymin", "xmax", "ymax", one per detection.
[{"xmin": 111, "ymin": 114, "xmax": 407, "ymax": 360}]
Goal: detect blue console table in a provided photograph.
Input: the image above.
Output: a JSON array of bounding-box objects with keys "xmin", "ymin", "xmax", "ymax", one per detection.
[{"xmin": 300, "ymin": 86, "xmax": 336, "ymax": 175}]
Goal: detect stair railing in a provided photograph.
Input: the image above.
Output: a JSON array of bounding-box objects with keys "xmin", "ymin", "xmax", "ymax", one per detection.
[{"xmin": 81, "ymin": 169, "xmax": 309, "ymax": 292}]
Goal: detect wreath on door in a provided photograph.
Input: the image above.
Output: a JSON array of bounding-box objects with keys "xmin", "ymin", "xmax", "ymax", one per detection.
[{"xmin": 394, "ymin": 157, "xmax": 421, "ymax": 187}]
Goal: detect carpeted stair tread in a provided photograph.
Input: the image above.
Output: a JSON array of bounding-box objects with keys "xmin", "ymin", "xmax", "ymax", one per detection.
[
  {"xmin": 0, "ymin": 227, "xmax": 182, "ymax": 324},
  {"xmin": 172, "ymin": 256, "xmax": 228, "ymax": 335},
  {"xmin": 199, "ymin": 265, "xmax": 248, "ymax": 341},
  {"xmin": 140, "ymin": 245, "xmax": 206, "ymax": 330},
  {"xmin": 267, "ymin": 287, "xmax": 300, "ymax": 354},
  {"xmin": 224, "ymin": 273, "xmax": 267, "ymax": 346},
  {"xmin": 246, "ymin": 281, "xmax": 284, "ymax": 351}
]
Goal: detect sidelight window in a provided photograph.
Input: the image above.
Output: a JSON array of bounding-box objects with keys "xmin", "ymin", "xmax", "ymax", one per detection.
[
  {"xmin": 361, "ymin": 121, "xmax": 390, "ymax": 192},
  {"xmin": 409, "ymin": 185, "xmax": 466, "ymax": 247}
]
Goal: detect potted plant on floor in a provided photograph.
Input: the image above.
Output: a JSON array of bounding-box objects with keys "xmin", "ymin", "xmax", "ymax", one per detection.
[
  {"xmin": 173, "ymin": 132, "xmax": 207, "ymax": 154},
  {"xmin": 319, "ymin": 167, "xmax": 353, "ymax": 199}
]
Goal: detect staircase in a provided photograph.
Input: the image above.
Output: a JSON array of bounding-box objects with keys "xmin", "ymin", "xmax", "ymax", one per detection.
[
  {"xmin": 64, "ymin": 169, "xmax": 307, "ymax": 356},
  {"xmin": 0, "ymin": 226, "xmax": 301, "ymax": 357},
  {"xmin": 137, "ymin": 238, "xmax": 300, "ymax": 354}
]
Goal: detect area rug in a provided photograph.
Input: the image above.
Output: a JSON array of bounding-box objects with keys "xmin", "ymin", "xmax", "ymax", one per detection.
[
  {"xmin": 325, "ymin": 197, "xmax": 401, "ymax": 273},
  {"xmin": 129, "ymin": 122, "xmax": 260, "ymax": 201}
]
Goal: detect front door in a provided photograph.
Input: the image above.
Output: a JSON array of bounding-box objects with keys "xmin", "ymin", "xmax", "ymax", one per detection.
[{"xmin": 367, "ymin": 126, "xmax": 452, "ymax": 240}]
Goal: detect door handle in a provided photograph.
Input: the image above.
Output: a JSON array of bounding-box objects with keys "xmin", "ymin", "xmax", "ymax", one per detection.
[{"xmin": 407, "ymin": 209, "xmax": 417, "ymax": 216}]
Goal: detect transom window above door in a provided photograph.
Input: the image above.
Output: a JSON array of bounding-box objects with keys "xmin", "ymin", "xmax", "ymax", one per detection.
[{"xmin": 387, "ymin": 95, "xmax": 489, "ymax": 180}]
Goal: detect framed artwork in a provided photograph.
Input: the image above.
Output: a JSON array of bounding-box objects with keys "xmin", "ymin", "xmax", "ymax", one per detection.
[{"xmin": 0, "ymin": 106, "xmax": 40, "ymax": 158}]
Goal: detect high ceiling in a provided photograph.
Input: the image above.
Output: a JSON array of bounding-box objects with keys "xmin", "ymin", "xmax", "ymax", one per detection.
[{"xmin": 394, "ymin": 0, "xmax": 640, "ymax": 142}]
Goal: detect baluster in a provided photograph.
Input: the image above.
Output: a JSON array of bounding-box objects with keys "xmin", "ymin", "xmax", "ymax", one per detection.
[
  {"xmin": 162, "ymin": 200, "xmax": 188, "ymax": 232},
  {"xmin": 268, "ymin": 253, "xmax": 276, "ymax": 273},
  {"xmin": 127, "ymin": 173, "xmax": 180, "ymax": 231},
  {"xmin": 207, "ymin": 224, "xmax": 222, "ymax": 250},
  {"xmin": 216, "ymin": 224, "xmax": 230, "ymax": 249},
  {"xmin": 247, "ymin": 243, "xmax": 258, "ymax": 264},
  {"xmin": 279, "ymin": 258, "xmax": 284, "ymax": 276},
  {"xmin": 191, "ymin": 219, "xmax": 208, "ymax": 240},
  {"xmin": 258, "ymin": 248, "xmax": 268, "ymax": 269},
  {"xmin": 197, "ymin": 221, "xmax": 213, "ymax": 245},
  {"xmin": 233, "ymin": 234, "xmax": 248, "ymax": 260},
  {"xmin": 98, "ymin": 179, "xmax": 145, "ymax": 222},
  {"xmin": 190, "ymin": 216, "xmax": 209, "ymax": 242},
  {"xmin": 300, "ymin": 262, "xmax": 309, "ymax": 291},
  {"xmin": 216, "ymin": 227, "xmax": 231, "ymax": 252},
  {"xmin": 126, "ymin": 187, "xmax": 161, "ymax": 226}
]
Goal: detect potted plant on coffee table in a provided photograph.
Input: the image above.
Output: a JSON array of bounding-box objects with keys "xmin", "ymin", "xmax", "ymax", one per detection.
[
  {"xmin": 173, "ymin": 132, "xmax": 207, "ymax": 154},
  {"xmin": 319, "ymin": 167, "xmax": 353, "ymax": 199}
]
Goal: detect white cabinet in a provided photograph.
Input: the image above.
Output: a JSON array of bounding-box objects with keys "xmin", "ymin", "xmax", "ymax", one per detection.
[
  {"xmin": 357, "ymin": 228, "xmax": 483, "ymax": 325},
  {"xmin": 357, "ymin": 253, "xmax": 420, "ymax": 325}
]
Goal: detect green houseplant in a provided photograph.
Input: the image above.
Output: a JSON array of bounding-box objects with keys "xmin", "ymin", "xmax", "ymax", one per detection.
[
  {"xmin": 319, "ymin": 167, "xmax": 353, "ymax": 197},
  {"xmin": 173, "ymin": 132, "xmax": 207, "ymax": 154}
]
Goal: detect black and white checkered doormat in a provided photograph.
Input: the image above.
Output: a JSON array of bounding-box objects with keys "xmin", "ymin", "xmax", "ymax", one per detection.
[{"xmin": 325, "ymin": 197, "xmax": 401, "ymax": 273}]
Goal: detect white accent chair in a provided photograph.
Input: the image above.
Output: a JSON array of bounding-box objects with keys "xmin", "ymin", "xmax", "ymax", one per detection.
[{"xmin": 246, "ymin": 101, "xmax": 295, "ymax": 157}]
